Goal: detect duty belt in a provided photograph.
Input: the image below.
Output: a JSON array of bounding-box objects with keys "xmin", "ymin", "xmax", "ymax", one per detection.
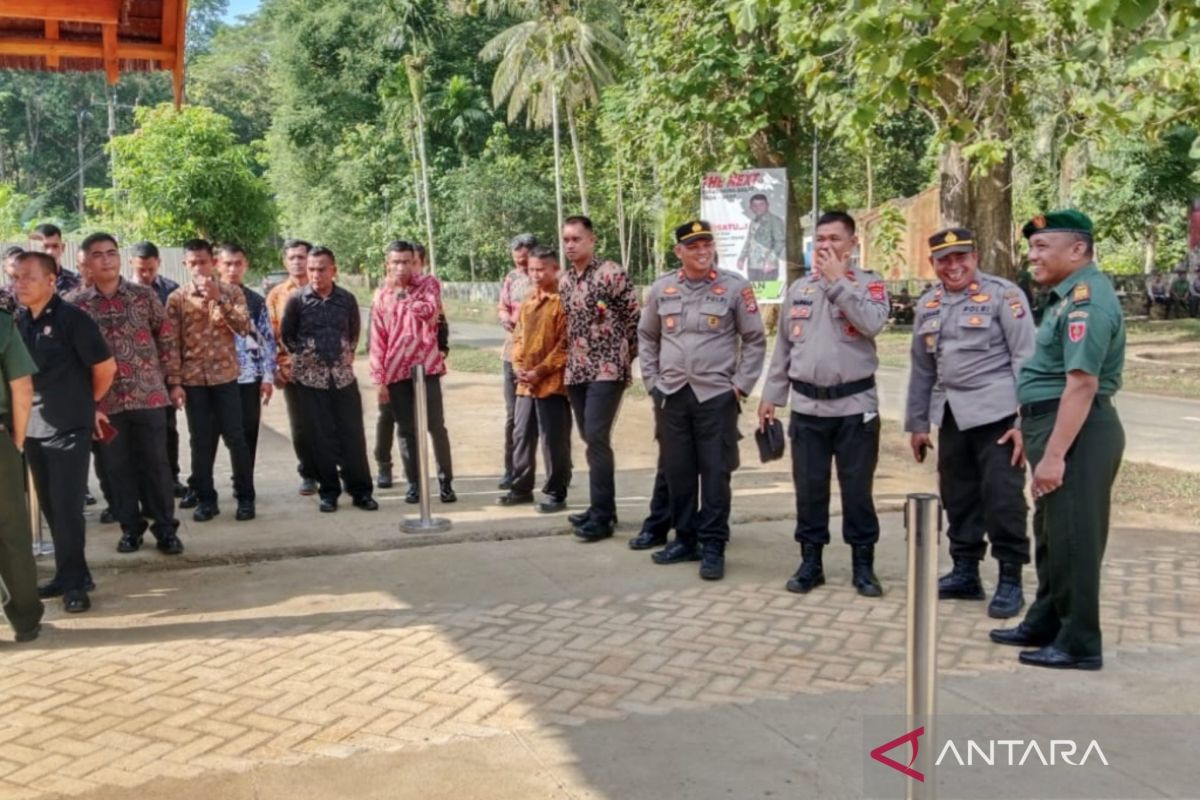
[
  {"xmin": 790, "ymin": 376, "xmax": 876, "ymax": 401},
  {"xmin": 1019, "ymin": 394, "xmax": 1112, "ymax": 419}
]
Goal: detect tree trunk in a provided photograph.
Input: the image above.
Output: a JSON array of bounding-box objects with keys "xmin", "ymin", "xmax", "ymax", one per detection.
[
  {"xmin": 566, "ymin": 103, "xmax": 588, "ymax": 215},
  {"xmin": 615, "ymin": 157, "xmax": 628, "ymax": 266},
  {"xmin": 106, "ymin": 87, "xmax": 118, "ymax": 190},
  {"xmin": 1143, "ymin": 222, "xmax": 1158, "ymax": 274},
  {"xmin": 938, "ymin": 142, "xmax": 969, "ymax": 227},
  {"xmin": 967, "ymin": 149, "xmax": 1017, "ymax": 279},
  {"xmin": 408, "ymin": 126, "xmax": 424, "ymax": 223},
  {"xmin": 865, "ymin": 146, "xmax": 874, "ymax": 212},
  {"xmin": 415, "ymin": 109, "xmax": 437, "ymax": 274},
  {"xmin": 551, "ymin": 82, "xmax": 565, "ymax": 269}
]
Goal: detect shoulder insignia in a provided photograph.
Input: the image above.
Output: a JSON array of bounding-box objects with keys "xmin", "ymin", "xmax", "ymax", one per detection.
[
  {"xmin": 868, "ymin": 281, "xmax": 886, "ymax": 302},
  {"xmin": 1004, "ymin": 289, "xmax": 1021, "ymax": 301},
  {"xmin": 1010, "ymin": 301, "xmax": 1026, "ymax": 319},
  {"xmin": 1068, "ymin": 309, "xmax": 1089, "ymax": 319},
  {"xmin": 1072, "ymin": 283, "xmax": 1091, "ymax": 304},
  {"xmin": 1068, "ymin": 320, "xmax": 1087, "ymax": 342},
  {"xmin": 741, "ymin": 286, "xmax": 758, "ymax": 314}
]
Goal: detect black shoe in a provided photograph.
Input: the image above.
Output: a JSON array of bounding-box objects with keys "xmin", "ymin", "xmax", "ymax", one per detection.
[
  {"xmin": 319, "ymin": 498, "xmax": 338, "ymax": 513},
  {"xmin": 99, "ymin": 508, "xmax": 117, "ymax": 525},
  {"xmin": 14, "ymin": 623, "xmax": 40, "ymax": 643},
  {"xmin": 179, "ymin": 489, "xmax": 199, "ymax": 510},
  {"xmin": 989, "ymin": 621, "xmax": 1054, "ymax": 648},
  {"xmin": 574, "ymin": 518, "xmax": 614, "ymax": 542},
  {"xmin": 156, "ymin": 534, "xmax": 185, "ymax": 555},
  {"xmin": 193, "ymin": 505, "xmax": 219, "ymax": 523},
  {"xmin": 699, "ymin": 541, "xmax": 726, "ymax": 581},
  {"xmin": 405, "ymin": 485, "xmax": 419, "ymax": 504},
  {"xmin": 498, "ymin": 474, "xmax": 513, "ymax": 490},
  {"xmin": 38, "ymin": 577, "xmax": 95, "ymax": 599},
  {"xmin": 786, "ymin": 543, "xmax": 826, "ymax": 593},
  {"xmin": 629, "ymin": 529, "xmax": 668, "ymax": 551},
  {"xmin": 116, "ymin": 531, "xmax": 143, "ymax": 553},
  {"xmin": 988, "ymin": 562, "xmax": 1025, "ymax": 619},
  {"xmin": 352, "ymin": 496, "xmax": 379, "ymax": 511},
  {"xmin": 497, "ymin": 491, "xmax": 534, "ymax": 506},
  {"xmin": 938, "ymin": 558, "xmax": 986, "ymax": 600},
  {"xmin": 537, "ymin": 498, "xmax": 567, "ymax": 514},
  {"xmin": 851, "ymin": 545, "xmax": 883, "ymax": 597},
  {"xmin": 84, "ymin": 491, "xmax": 97, "ymax": 506},
  {"xmin": 63, "ymin": 590, "xmax": 91, "ymax": 613},
  {"xmin": 377, "ymin": 465, "xmax": 393, "ymax": 489},
  {"xmin": 439, "ymin": 480, "xmax": 457, "ymax": 503},
  {"xmin": 173, "ymin": 481, "xmax": 188, "ymax": 498},
  {"xmin": 299, "ymin": 478, "xmax": 318, "ymax": 496},
  {"xmin": 568, "ymin": 509, "xmax": 591, "ymax": 526},
  {"xmin": 235, "ymin": 501, "xmax": 256, "ymax": 521},
  {"xmin": 1018, "ymin": 645, "xmax": 1102, "ymax": 671},
  {"xmin": 652, "ymin": 539, "xmax": 700, "ymax": 564}
]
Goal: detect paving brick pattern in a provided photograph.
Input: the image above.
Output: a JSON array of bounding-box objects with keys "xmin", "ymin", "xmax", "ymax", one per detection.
[{"xmin": 1, "ymin": 545, "xmax": 1197, "ymax": 799}]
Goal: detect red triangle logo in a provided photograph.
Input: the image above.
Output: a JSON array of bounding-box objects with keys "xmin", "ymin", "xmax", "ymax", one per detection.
[{"xmin": 870, "ymin": 726, "xmax": 925, "ymax": 782}]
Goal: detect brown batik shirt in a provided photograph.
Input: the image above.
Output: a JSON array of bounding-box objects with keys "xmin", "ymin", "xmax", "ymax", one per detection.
[{"xmin": 165, "ymin": 280, "xmax": 251, "ymax": 387}]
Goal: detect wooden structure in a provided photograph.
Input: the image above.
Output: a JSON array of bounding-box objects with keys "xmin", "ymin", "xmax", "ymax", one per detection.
[
  {"xmin": 0, "ymin": 1, "xmax": 189, "ymax": 105},
  {"xmin": 858, "ymin": 184, "xmax": 941, "ymax": 281}
]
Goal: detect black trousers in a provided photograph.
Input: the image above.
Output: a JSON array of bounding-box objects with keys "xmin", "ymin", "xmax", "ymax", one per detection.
[
  {"xmin": 568, "ymin": 381, "xmax": 625, "ymax": 523},
  {"xmin": 660, "ymin": 387, "xmax": 739, "ymax": 543},
  {"xmin": 938, "ymin": 406, "xmax": 1030, "ymax": 565},
  {"xmin": 296, "ymin": 383, "xmax": 373, "ymax": 502},
  {"xmin": 104, "ymin": 407, "xmax": 178, "ymax": 540},
  {"xmin": 165, "ymin": 405, "xmax": 181, "ymax": 481},
  {"xmin": 26, "ymin": 428, "xmax": 92, "ymax": 592},
  {"xmin": 502, "ymin": 360, "xmax": 518, "ymax": 478},
  {"xmin": 0, "ymin": 427, "xmax": 43, "ymax": 632},
  {"xmin": 282, "ymin": 382, "xmax": 318, "ymax": 481},
  {"xmin": 789, "ymin": 411, "xmax": 881, "ymax": 546},
  {"xmin": 183, "ymin": 382, "xmax": 255, "ymax": 505},
  {"xmin": 641, "ymin": 469, "xmax": 673, "ymax": 536},
  {"xmin": 512, "ymin": 393, "xmax": 571, "ymax": 499},
  {"xmin": 199, "ymin": 381, "xmax": 264, "ymax": 477},
  {"xmin": 92, "ymin": 442, "xmax": 112, "ymax": 507},
  {"xmin": 375, "ymin": 400, "xmax": 401, "ymax": 469},
  {"xmin": 389, "ymin": 375, "xmax": 454, "ymax": 485}
]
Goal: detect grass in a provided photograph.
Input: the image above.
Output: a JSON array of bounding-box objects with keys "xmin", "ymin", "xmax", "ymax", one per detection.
[
  {"xmin": 446, "ymin": 344, "xmax": 503, "ymax": 375},
  {"xmin": 1113, "ymin": 459, "xmax": 1200, "ymax": 518},
  {"xmin": 443, "ymin": 297, "xmax": 500, "ymax": 324}
]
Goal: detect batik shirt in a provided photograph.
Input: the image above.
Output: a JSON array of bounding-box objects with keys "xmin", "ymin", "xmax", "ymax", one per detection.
[{"xmin": 559, "ymin": 257, "xmax": 640, "ymax": 385}]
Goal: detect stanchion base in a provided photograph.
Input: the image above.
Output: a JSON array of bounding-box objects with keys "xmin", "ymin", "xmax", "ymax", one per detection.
[{"xmin": 401, "ymin": 517, "xmax": 452, "ymax": 534}]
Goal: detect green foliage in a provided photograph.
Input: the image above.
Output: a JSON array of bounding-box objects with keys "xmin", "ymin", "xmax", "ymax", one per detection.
[
  {"xmin": 187, "ymin": 12, "xmax": 275, "ymax": 145},
  {"xmin": 99, "ymin": 104, "xmax": 276, "ymax": 262},
  {"xmin": 0, "ymin": 183, "xmax": 32, "ymax": 238}
]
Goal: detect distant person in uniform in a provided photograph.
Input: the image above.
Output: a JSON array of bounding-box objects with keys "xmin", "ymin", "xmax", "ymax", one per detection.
[
  {"xmin": 1169, "ymin": 268, "xmax": 1190, "ymax": 319},
  {"xmin": 640, "ymin": 220, "xmax": 766, "ymax": 580},
  {"xmin": 738, "ymin": 194, "xmax": 786, "ymax": 283},
  {"xmin": 1145, "ymin": 272, "xmax": 1169, "ymax": 319},
  {"xmin": 905, "ymin": 227, "xmax": 1034, "ymax": 619},
  {"xmin": 759, "ymin": 211, "xmax": 889, "ymax": 598}
]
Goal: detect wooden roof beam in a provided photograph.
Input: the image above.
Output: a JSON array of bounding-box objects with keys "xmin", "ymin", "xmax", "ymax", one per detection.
[
  {"xmin": 0, "ymin": 0, "xmax": 122, "ymax": 24},
  {"xmin": 43, "ymin": 18, "xmax": 57, "ymax": 67},
  {"xmin": 101, "ymin": 21, "xmax": 117, "ymax": 84},
  {"xmin": 0, "ymin": 38, "xmax": 175, "ymax": 61},
  {"xmin": 172, "ymin": 0, "xmax": 188, "ymax": 108}
]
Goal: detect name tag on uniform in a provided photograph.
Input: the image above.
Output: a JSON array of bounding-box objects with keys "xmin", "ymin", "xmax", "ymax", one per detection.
[{"xmin": 925, "ymin": 333, "xmax": 937, "ymax": 353}]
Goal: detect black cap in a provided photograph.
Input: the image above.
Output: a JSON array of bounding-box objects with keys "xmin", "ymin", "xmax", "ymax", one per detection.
[
  {"xmin": 510, "ymin": 233, "xmax": 537, "ymax": 250},
  {"xmin": 928, "ymin": 227, "xmax": 975, "ymax": 260},
  {"xmin": 675, "ymin": 220, "xmax": 713, "ymax": 244}
]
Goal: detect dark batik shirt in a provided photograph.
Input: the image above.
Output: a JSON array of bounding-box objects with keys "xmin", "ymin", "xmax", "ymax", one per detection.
[
  {"xmin": 559, "ymin": 257, "xmax": 640, "ymax": 385},
  {"xmin": 280, "ymin": 284, "xmax": 360, "ymax": 390}
]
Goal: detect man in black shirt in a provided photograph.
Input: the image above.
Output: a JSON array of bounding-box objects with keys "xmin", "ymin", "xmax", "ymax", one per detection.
[
  {"xmin": 280, "ymin": 246, "xmax": 377, "ymax": 513},
  {"xmin": 12, "ymin": 251, "xmax": 116, "ymax": 613}
]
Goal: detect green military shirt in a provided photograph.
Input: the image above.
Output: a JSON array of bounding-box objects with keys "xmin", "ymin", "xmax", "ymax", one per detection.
[
  {"xmin": 0, "ymin": 309, "xmax": 38, "ymax": 422},
  {"xmin": 1017, "ymin": 262, "xmax": 1124, "ymax": 404}
]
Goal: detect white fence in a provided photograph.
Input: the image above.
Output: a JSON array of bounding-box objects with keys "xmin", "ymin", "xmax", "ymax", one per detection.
[{"xmin": 2, "ymin": 240, "xmax": 191, "ymax": 285}]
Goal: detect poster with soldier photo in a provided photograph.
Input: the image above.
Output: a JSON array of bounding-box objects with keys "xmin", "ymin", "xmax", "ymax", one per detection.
[{"xmin": 700, "ymin": 168, "xmax": 788, "ymax": 302}]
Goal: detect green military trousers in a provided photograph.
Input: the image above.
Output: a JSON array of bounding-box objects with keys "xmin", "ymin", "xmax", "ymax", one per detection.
[
  {"xmin": 0, "ymin": 426, "xmax": 44, "ymax": 635},
  {"xmin": 1021, "ymin": 397, "xmax": 1124, "ymax": 658}
]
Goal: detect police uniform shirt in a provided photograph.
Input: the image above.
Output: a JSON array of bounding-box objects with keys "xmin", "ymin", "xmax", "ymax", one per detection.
[
  {"xmin": 905, "ymin": 272, "xmax": 1035, "ymax": 433},
  {"xmin": 15, "ymin": 294, "xmax": 112, "ymax": 438},
  {"xmin": 1018, "ymin": 262, "xmax": 1124, "ymax": 404},
  {"xmin": 763, "ymin": 268, "xmax": 890, "ymax": 417},
  {"xmin": 639, "ymin": 268, "xmax": 766, "ymax": 401}
]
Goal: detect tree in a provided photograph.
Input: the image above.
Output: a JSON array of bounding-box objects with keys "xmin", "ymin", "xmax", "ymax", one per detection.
[
  {"xmin": 97, "ymin": 105, "xmax": 276, "ymax": 261},
  {"xmin": 188, "ymin": 12, "xmax": 276, "ymax": 144},
  {"xmin": 429, "ymin": 75, "xmax": 493, "ymax": 163}
]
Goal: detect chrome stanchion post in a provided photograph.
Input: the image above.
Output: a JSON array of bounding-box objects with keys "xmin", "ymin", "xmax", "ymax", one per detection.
[
  {"xmin": 905, "ymin": 492, "xmax": 940, "ymax": 800},
  {"xmin": 401, "ymin": 365, "xmax": 451, "ymax": 534},
  {"xmin": 28, "ymin": 462, "xmax": 52, "ymax": 557}
]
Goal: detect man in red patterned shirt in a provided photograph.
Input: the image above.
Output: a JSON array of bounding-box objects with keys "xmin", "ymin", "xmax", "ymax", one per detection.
[
  {"xmin": 559, "ymin": 215, "xmax": 640, "ymax": 541},
  {"xmin": 369, "ymin": 240, "xmax": 456, "ymax": 504}
]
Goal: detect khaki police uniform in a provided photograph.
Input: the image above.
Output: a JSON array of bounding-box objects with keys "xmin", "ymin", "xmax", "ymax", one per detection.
[
  {"xmin": 763, "ymin": 267, "xmax": 889, "ymax": 547},
  {"xmin": 639, "ymin": 266, "xmax": 765, "ymax": 546},
  {"xmin": 906, "ymin": 270, "xmax": 1035, "ymax": 568}
]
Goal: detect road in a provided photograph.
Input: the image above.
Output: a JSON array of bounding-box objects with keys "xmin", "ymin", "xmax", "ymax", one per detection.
[{"xmin": 450, "ymin": 319, "xmax": 1200, "ymax": 473}]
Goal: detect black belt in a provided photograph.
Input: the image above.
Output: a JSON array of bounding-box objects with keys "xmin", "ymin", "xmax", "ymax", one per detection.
[
  {"xmin": 790, "ymin": 376, "xmax": 876, "ymax": 401},
  {"xmin": 1019, "ymin": 395, "xmax": 1112, "ymax": 419}
]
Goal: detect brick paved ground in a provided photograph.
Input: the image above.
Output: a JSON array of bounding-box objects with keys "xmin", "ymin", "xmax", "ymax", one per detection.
[{"xmin": 1, "ymin": 517, "xmax": 1197, "ymax": 799}]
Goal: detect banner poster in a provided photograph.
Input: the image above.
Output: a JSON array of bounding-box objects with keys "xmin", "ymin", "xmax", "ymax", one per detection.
[{"xmin": 700, "ymin": 168, "xmax": 789, "ymax": 302}]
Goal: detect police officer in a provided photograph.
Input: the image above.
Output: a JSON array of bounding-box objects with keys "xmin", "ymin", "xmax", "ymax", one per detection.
[
  {"xmin": 758, "ymin": 211, "xmax": 889, "ymax": 597},
  {"xmin": 991, "ymin": 210, "xmax": 1125, "ymax": 671},
  {"xmin": 905, "ymin": 228, "xmax": 1035, "ymax": 619},
  {"xmin": 0, "ymin": 291, "xmax": 44, "ymax": 642},
  {"xmin": 639, "ymin": 220, "xmax": 766, "ymax": 580}
]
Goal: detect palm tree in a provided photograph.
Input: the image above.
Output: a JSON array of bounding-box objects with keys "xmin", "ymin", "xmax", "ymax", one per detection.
[
  {"xmin": 479, "ymin": 1, "xmax": 623, "ymax": 241},
  {"xmin": 428, "ymin": 75, "xmax": 492, "ymax": 164}
]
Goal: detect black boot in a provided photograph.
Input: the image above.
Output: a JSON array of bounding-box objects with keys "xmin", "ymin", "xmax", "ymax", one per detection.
[
  {"xmin": 439, "ymin": 479, "xmax": 457, "ymax": 503},
  {"xmin": 851, "ymin": 545, "xmax": 883, "ymax": 597},
  {"xmin": 699, "ymin": 541, "xmax": 725, "ymax": 580},
  {"xmin": 987, "ymin": 562, "xmax": 1025, "ymax": 619},
  {"xmin": 785, "ymin": 543, "xmax": 825, "ymax": 594},
  {"xmin": 938, "ymin": 557, "xmax": 985, "ymax": 600}
]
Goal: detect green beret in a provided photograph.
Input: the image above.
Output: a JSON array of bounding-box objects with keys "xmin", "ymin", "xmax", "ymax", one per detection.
[{"xmin": 1022, "ymin": 209, "xmax": 1094, "ymax": 239}]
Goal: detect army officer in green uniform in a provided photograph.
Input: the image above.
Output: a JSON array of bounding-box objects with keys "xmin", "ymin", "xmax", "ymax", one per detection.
[
  {"xmin": 990, "ymin": 210, "xmax": 1125, "ymax": 671},
  {"xmin": 738, "ymin": 194, "xmax": 786, "ymax": 282}
]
